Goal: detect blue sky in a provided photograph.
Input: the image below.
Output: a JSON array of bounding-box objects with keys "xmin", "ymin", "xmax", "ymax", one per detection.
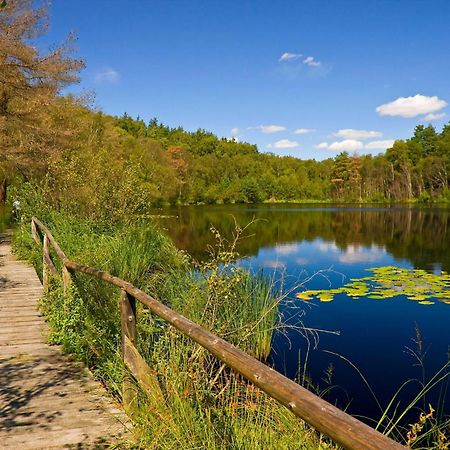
[{"xmin": 44, "ymin": 0, "xmax": 450, "ymax": 159}]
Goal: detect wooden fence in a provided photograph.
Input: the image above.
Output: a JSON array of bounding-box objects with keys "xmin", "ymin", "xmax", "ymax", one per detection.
[{"xmin": 31, "ymin": 217, "xmax": 404, "ymax": 450}]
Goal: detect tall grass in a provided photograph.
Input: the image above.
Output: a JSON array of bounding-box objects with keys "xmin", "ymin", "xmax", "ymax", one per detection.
[
  {"xmin": 12, "ymin": 189, "xmax": 335, "ymax": 449},
  {"xmin": 321, "ymin": 345, "xmax": 450, "ymax": 449},
  {"xmin": 10, "ymin": 183, "xmax": 450, "ymax": 448}
]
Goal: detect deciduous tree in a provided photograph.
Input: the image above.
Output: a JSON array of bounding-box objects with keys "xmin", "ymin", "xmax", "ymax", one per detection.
[{"xmin": 0, "ymin": 0, "xmax": 84, "ymax": 202}]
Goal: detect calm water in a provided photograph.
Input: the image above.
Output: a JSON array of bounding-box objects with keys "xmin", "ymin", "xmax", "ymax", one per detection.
[{"xmin": 152, "ymin": 204, "xmax": 450, "ymax": 423}]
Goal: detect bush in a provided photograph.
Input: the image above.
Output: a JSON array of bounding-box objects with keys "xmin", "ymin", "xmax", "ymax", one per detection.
[{"xmin": 12, "ymin": 190, "xmax": 332, "ymax": 449}]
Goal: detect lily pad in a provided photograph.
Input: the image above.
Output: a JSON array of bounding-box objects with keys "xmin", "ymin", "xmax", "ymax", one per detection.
[{"xmin": 296, "ymin": 266, "xmax": 450, "ymax": 306}]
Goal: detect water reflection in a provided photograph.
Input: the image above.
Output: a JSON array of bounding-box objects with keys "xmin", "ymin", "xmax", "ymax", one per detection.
[
  {"xmin": 153, "ymin": 204, "xmax": 450, "ymax": 273},
  {"xmin": 152, "ymin": 204, "xmax": 450, "ymax": 422}
]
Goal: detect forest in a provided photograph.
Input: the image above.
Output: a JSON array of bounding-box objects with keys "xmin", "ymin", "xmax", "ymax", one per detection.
[
  {"xmin": 4, "ymin": 106, "xmax": 450, "ymax": 215},
  {"xmin": 117, "ymin": 115, "xmax": 450, "ymax": 204},
  {"xmin": 2, "ymin": 3, "xmax": 450, "ymax": 449},
  {"xmin": 1, "ymin": 2, "xmax": 450, "ymax": 213}
]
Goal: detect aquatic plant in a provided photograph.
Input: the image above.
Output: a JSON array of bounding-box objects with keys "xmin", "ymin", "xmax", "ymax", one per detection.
[
  {"xmin": 13, "ymin": 201, "xmax": 338, "ymax": 449},
  {"xmin": 296, "ymin": 266, "xmax": 450, "ymax": 306}
]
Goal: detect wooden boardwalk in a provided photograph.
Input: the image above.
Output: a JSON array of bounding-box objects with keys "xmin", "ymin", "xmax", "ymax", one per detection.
[{"xmin": 0, "ymin": 234, "xmax": 129, "ymax": 449}]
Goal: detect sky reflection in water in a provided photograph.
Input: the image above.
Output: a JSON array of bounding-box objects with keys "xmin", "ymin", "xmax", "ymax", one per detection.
[{"xmin": 153, "ymin": 204, "xmax": 450, "ymax": 422}]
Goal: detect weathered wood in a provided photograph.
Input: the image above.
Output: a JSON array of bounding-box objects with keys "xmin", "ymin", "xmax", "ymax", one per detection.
[
  {"xmin": 30, "ymin": 219, "xmax": 41, "ymax": 247},
  {"xmin": 121, "ymin": 290, "xmax": 137, "ymax": 346},
  {"xmin": 35, "ymin": 218, "xmax": 405, "ymax": 450},
  {"xmin": 121, "ymin": 290, "xmax": 138, "ymax": 412},
  {"xmin": 42, "ymin": 233, "xmax": 49, "ymax": 290},
  {"xmin": 62, "ymin": 265, "xmax": 72, "ymax": 293},
  {"xmin": 34, "ymin": 219, "xmax": 58, "ymax": 282},
  {"xmin": 32, "ymin": 217, "xmax": 68, "ymax": 262},
  {"xmin": 0, "ymin": 239, "xmax": 128, "ymax": 448},
  {"xmin": 124, "ymin": 335, "xmax": 164, "ymax": 403}
]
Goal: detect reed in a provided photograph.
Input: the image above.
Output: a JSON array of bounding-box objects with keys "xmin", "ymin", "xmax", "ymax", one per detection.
[{"xmin": 12, "ymin": 202, "xmax": 335, "ymax": 449}]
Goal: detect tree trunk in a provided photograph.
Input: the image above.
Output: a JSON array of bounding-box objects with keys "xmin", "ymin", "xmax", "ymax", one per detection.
[
  {"xmin": 403, "ymin": 165, "xmax": 413, "ymax": 199},
  {"xmin": 0, "ymin": 178, "xmax": 7, "ymax": 205}
]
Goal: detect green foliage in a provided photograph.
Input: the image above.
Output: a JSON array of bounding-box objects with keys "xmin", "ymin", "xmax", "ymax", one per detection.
[
  {"xmin": 131, "ymin": 345, "xmax": 332, "ymax": 449},
  {"xmin": 6, "ymin": 104, "xmax": 450, "ymax": 211},
  {"xmin": 12, "ymin": 193, "xmax": 334, "ymax": 448},
  {"xmin": 104, "ymin": 116, "xmax": 450, "ymax": 205},
  {"xmin": 0, "ymin": 205, "xmax": 10, "ymax": 232}
]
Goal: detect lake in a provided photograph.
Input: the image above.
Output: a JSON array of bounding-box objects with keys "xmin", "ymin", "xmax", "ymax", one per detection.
[{"xmin": 152, "ymin": 204, "xmax": 450, "ymax": 425}]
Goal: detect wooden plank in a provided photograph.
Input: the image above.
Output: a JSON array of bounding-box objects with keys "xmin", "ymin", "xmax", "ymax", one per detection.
[
  {"xmin": 0, "ymin": 343, "xmax": 56, "ymax": 358},
  {"xmin": 121, "ymin": 290, "xmax": 138, "ymax": 412},
  {"xmin": 0, "ymin": 323, "xmax": 41, "ymax": 328},
  {"xmin": 124, "ymin": 335, "xmax": 164, "ymax": 404},
  {"xmin": 0, "ymin": 336, "xmax": 44, "ymax": 344},
  {"xmin": 0, "ymin": 312, "xmax": 42, "ymax": 320},
  {"xmin": 0, "ymin": 288, "xmax": 42, "ymax": 298},
  {"xmin": 1, "ymin": 425, "xmax": 125, "ymax": 450},
  {"xmin": 0, "ymin": 299, "xmax": 41, "ymax": 304},
  {"xmin": 0, "ymin": 239, "xmax": 128, "ymax": 449},
  {"xmin": 0, "ymin": 321, "xmax": 43, "ymax": 329}
]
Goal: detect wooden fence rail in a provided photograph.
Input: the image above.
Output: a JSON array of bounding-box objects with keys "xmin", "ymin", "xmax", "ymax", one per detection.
[{"xmin": 30, "ymin": 217, "xmax": 404, "ymax": 450}]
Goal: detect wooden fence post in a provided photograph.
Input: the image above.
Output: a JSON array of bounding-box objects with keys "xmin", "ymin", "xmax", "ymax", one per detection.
[
  {"xmin": 62, "ymin": 266, "xmax": 72, "ymax": 293},
  {"xmin": 121, "ymin": 289, "xmax": 137, "ymax": 412},
  {"xmin": 31, "ymin": 220, "xmax": 41, "ymax": 246},
  {"xmin": 32, "ymin": 217, "xmax": 404, "ymax": 449},
  {"xmin": 43, "ymin": 233, "xmax": 50, "ymax": 290}
]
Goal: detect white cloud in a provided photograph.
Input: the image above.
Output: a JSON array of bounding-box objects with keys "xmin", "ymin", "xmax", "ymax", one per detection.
[
  {"xmin": 317, "ymin": 139, "xmax": 394, "ymax": 153},
  {"xmin": 275, "ymin": 243, "xmax": 299, "ymax": 255},
  {"xmin": 278, "ymin": 52, "xmax": 322, "ymax": 68},
  {"xmin": 295, "ymin": 257, "xmax": 309, "ymax": 265},
  {"xmin": 365, "ymin": 139, "xmax": 395, "ymax": 150},
  {"xmin": 328, "ymin": 139, "xmax": 364, "ymax": 152},
  {"xmin": 423, "ymin": 112, "xmax": 446, "ymax": 122},
  {"xmin": 279, "ymin": 52, "xmax": 302, "ymax": 62},
  {"xmin": 268, "ymin": 139, "xmax": 299, "ymax": 149},
  {"xmin": 94, "ymin": 67, "xmax": 120, "ymax": 84},
  {"xmin": 303, "ymin": 56, "xmax": 321, "ymax": 67},
  {"xmin": 335, "ymin": 129, "xmax": 383, "ymax": 140},
  {"xmin": 338, "ymin": 245, "xmax": 385, "ymax": 264},
  {"xmin": 376, "ymin": 94, "xmax": 447, "ymax": 118},
  {"xmin": 317, "ymin": 242, "xmax": 339, "ymax": 253},
  {"xmin": 294, "ymin": 128, "xmax": 316, "ymax": 135},
  {"xmin": 250, "ymin": 125, "xmax": 286, "ymax": 134},
  {"xmin": 231, "ymin": 127, "xmax": 239, "ymax": 136},
  {"xmin": 262, "ymin": 259, "xmax": 286, "ymax": 269}
]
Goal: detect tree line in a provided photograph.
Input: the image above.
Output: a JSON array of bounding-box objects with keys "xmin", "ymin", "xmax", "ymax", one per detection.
[{"xmin": 1, "ymin": 0, "xmax": 450, "ymax": 223}]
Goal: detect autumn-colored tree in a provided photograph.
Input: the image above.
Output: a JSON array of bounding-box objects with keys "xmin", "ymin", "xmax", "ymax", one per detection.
[
  {"xmin": 168, "ymin": 145, "xmax": 189, "ymax": 200},
  {"xmin": 0, "ymin": 0, "xmax": 84, "ymax": 202}
]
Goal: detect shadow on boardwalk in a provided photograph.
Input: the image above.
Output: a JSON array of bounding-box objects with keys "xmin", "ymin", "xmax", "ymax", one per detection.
[
  {"xmin": 1, "ymin": 354, "xmax": 87, "ymax": 431},
  {"xmin": 0, "ymin": 238, "xmax": 128, "ymax": 449}
]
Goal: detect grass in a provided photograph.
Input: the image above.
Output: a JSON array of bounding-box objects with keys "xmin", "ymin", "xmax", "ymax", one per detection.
[
  {"xmin": 12, "ymin": 198, "xmax": 336, "ymax": 449},
  {"xmin": 10, "ymin": 185, "xmax": 450, "ymax": 449}
]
